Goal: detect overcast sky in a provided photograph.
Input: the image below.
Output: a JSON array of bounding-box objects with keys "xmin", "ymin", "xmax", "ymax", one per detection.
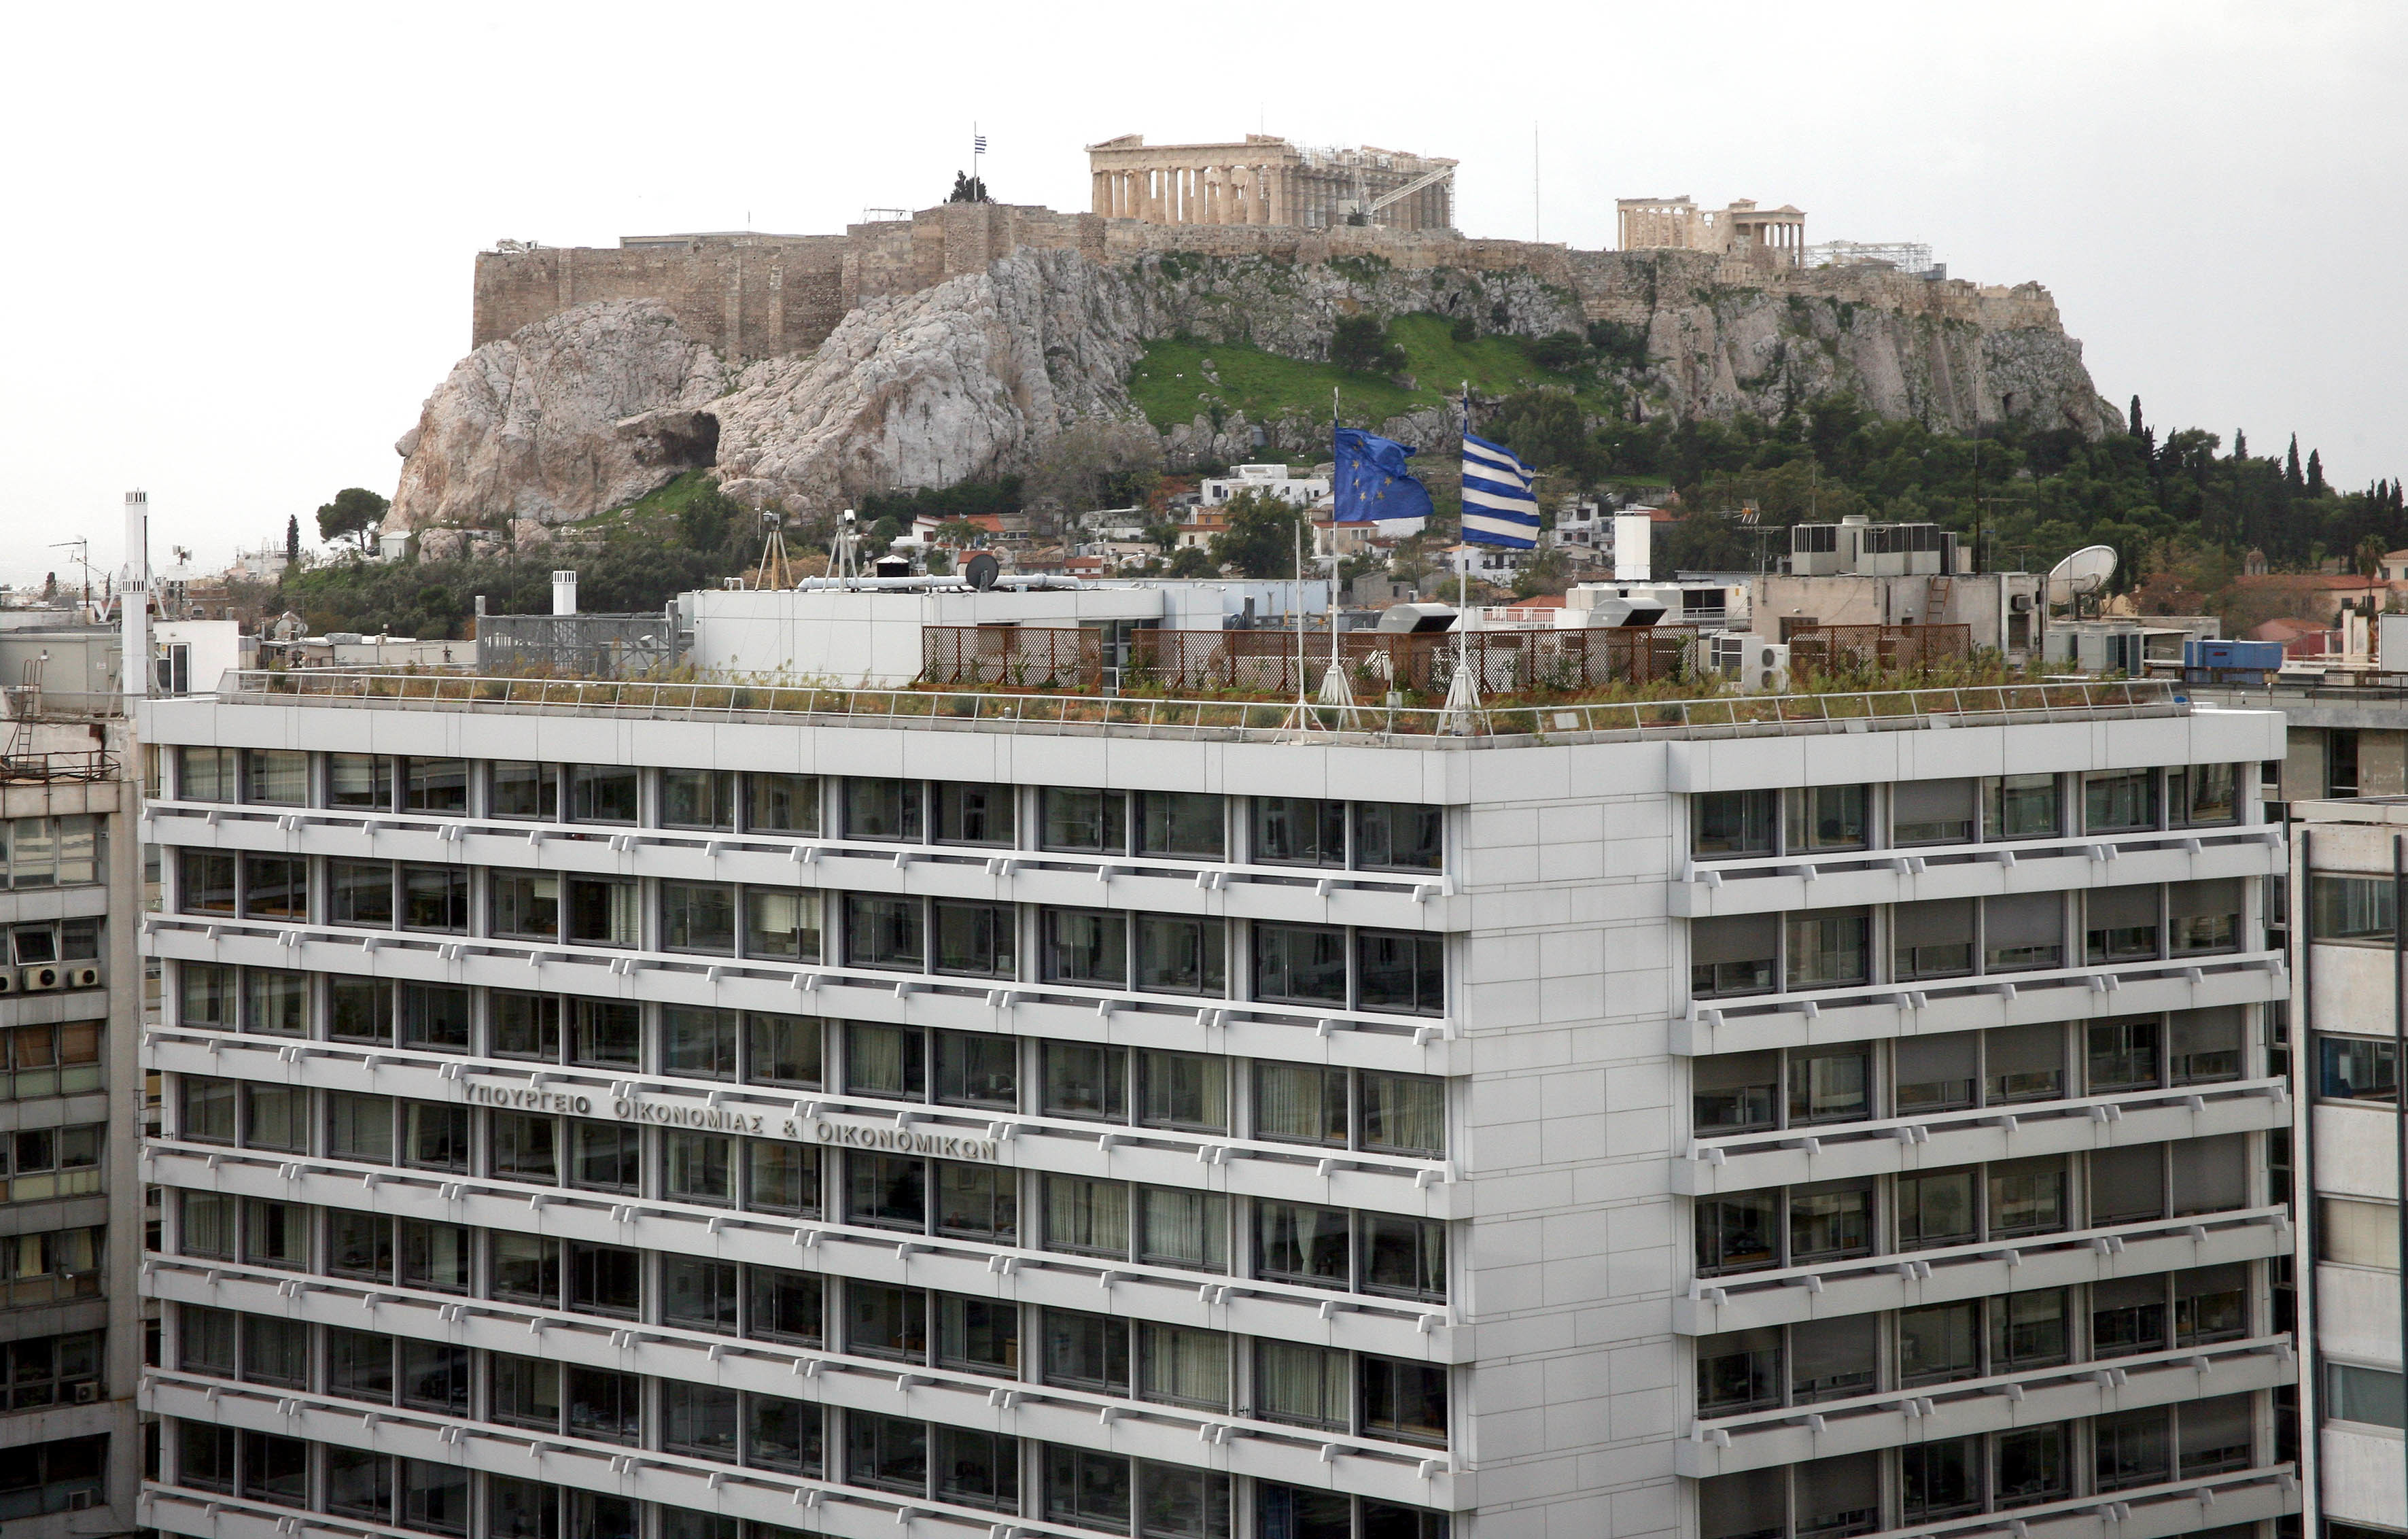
[{"xmin": 2, "ymin": 0, "xmax": 2399, "ymax": 585}]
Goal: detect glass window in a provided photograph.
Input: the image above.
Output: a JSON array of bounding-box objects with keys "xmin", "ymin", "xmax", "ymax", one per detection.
[
  {"xmin": 1255, "ymin": 922, "xmax": 1348, "ymax": 1004},
  {"xmin": 2171, "ymin": 1133, "xmax": 2248, "ymax": 1215},
  {"xmin": 492, "ymin": 1112, "xmax": 558, "ymax": 1183},
  {"xmin": 663, "ymin": 1257, "xmax": 738, "ymax": 1332},
  {"xmin": 491, "ymin": 1233, "xmax": 560, "ymax": 1303},
  {"xmin": 938, "ymin": 1293, "xmax": 1020, "ymax": 1376},
  {"xmin": 329, "ymin": 860, "xmax": 394, "ymax": 928},
  {"xmin": 1693, "ymin": 790, "xmax": 1775, "ymax": 860},
  {"xmin": 1894, "ymin": 899, "xmax": 1975, "ymax": 980},
  {"xmin": 2089, "ymin": 1143, "xmax": 2167, "ymax": 1225},
  {"xmin": 848, "ymin": 1023, "xmax": 926, "ymax": 1100},
  {"xmin": 326, "ymin": 1210, "xmax": 388, "ymax": 1279},
  {"xmin": 489, "ymin": 872, "xmax": 559, "ymax": 939},
  {"xmin": 1361, "ymin": 1213, "xmax": 1445, "ymax": 1300},
  {"xmin": 1895, "ymin": 1033, "xmax": 1978, "ymax": 1112},
  {"xmin": 1140, "ymin": 1321, "xmax": 1229, "ymax": 1411},
  {"xmin": 328, "ymin": 1092, "xmax": 394, "ymax": 1163},
  {"xmin": 1043, "ymin": 788, "xmax": 1127, "ymax": 854},
  {"xmin": 179, "ymin": 848, "xmax": 237, "ymax": 914},
  {"xmin": 1784, "ymin": 910, "xmax": 1868, "ymax": 989},
  {"xmin": 1893, "ymin": 778, "xmax": 1976, "ymax": 845},
  {"xmin": 848, "ymin": 1152, "xmax": 926, "ymax": 1230},
  {"xmin": 1255, "ymin": 1341, "xmax": 1348, "ymax": 1430},
  {"xmin": 487, "ymin": 761, "xmax": 555, "ymax": 820},
  {"xmin": 848, "ymin": 1411, "xmax": 928, "ymax": 1496},
  {"xmin": 1993, "ymin": 1422, "xmax": 2070, "ymax": 1510},
  {"xmin": 2171, "ymin": 1007, "xmax": 2244, "ymax": 1084},
  {"xmin": 179, "ymin": 746, "xmax": 237, "ymax": 802},
  {"xmin": 2088, "ymin": 1017, "xmax": 2161, "ymax": 1092},
  {"xmin": 243, "ymin": 749, "xmax": 308, "ymax": 806},
  {"xmin": 1045, "ymin": 1444, "xmax": 1132, "ymax": 1532},
  {"xmin": 571, "ymin": 999, "xmax": 638, "ymax": 1067},
  {"xmin": 748, "ymin": 1267, "xmax": 822, "ymax": 1346},
  {"xmin": 1141, "ymin": 1462, "xmax": 1231, "ymax": 1539},
  {"xmin": 2084, "ymin": 768, "xmax": 2159, "ymax": 833},
  {"xmin": 1990, "ymin": 1289, "xmax": 2070, "ymax": 1372},
  {"xmin": 491, "ymin": 992, "xmax": 560, "ymax": 1060},
  {"xmin": 1697, "ymin": 1328, "xmax": 1781, "ymax": 1415},
  {"xmin": 1255, "ymin": 1062, "xmax": 1345, "ymax": 1145},
  {"xmin": 844, "ymin": 894, "xmax": 924, "ymax": 970},
  {"xmin": 565, "ymin": 1365, "xmax": 641, "ymax": 1444},
  {"xmin": 2094, "ymin": 1406, "xmax": 2171, "ymax": 1491},
  {"xmin": 1357, "ymin": 929, "xmax": 1444, "ymax": 1014},
  {"xmin": 1902, "ymin": 1436, "xmax": 1982, "ymax": 1522},
  {"xmin": 244, "ymin": 969, "xmax": 307, "ymax": 1037},
  {"xmin": 1138, "ymin": 1051, "xmax": 1227, "ymax": 1132},
  {"xmin": 1896, "ymin": 1169, "xmax": 1976, "ymax": 1249},
  {"xmin": 328, "ymin": 754, "xmax": 396, "ymax": 811},
  {"xmin": 2320, "ymin": 1196, "xmax": 2400, "ymax": 1268},
  {"xmin": 1785, "ymin": 785, "xmax": 1868, "ymax": 852},
  {"xmin": 662, "ymin": 769, "xmax": 735, "ymax": 831},
  {"xmin": 1692, "ymin": 914, "xmax": 1777, "ymax": 997},
  {"xmin": 747, "ymin": 1141, "xmax": 820, "ymax": 1217},
  {"xmin": 490, "ymin": 1353, "xmax": 561, "ymax": 1430},
  {"xmin": 328, "ymin": 1326, "xmax": 396, "ymax": 1404},
  {"xmin": 1255, "ymin": 1200, "xmax": 1350, "ymax": 1288},
  {"xmin": 937, "ymin": 1425, "xmax": 1018, "ymax": 1511},
  {"xmin": 1987, "ymin": 1156, "xmax": 2067, "ymax": 1237},
  {"xmin": 1360, "ymin": 1355, "xmax": 1448, "ymax": 1445},
  {"xmin": 1136, "ymin": 914, "xmax": 1225, "ymax": 995},
  {"xmin": 2313, "ymin": 874, "xmax": 2396, "ymax": 943},
  {"xmin": 936, "ymin": 1162, "xmax": 1016, "ymax": 1242},
  {"xmin": 1357, "ymin": 1071, "xmax": 1446, "ymax": 1155},
  {"xmin": 1138, "ymin": 792, "xmax": 1224, "ymax": 859},
  {"xmin": 664, "ymin": 1130, "xmax": 733, "ymax": 1205},
  {"xmin": 1354, "ymin": 803, "xmax": 1442, "ymax": 871},
  {"xmin": 659, "ymin": 1007, "xmax": 735, "ymax": 1080},
  {"xmin": 181, "ymin": 1076, "xmax": 237, "ymax": 1143},
  {"xmin": 1044, "ymin": 1175, "xmax": 1130, "ymax": 1258},
  {"xmin": 2330, "ymin": 1364, "xmax": 2407, "ymax": 1429},
  {"xmin": 933, "ymin": 899, "xmax": 1015, "ymax": 978},
  {"xmin": 661, "ymin": 882, "xmax": 737, "ymax": 953},
  {"xmin": 404, "ymin": 759, "xmax": 467, "ymax": 815},
  {"xmin": 1986, "ymin": 773, "xmax": 2061, "ymax": 840},
  {"xmin": 1792, "ymin": 1316, "xmax": 1877, "ymax": 1404},
  {"xmin": 1693, "ymin": 1052, "xmax": 1777, "ymax": 1135},
  {"xmin": 2169, "ymin": 878, "xmax": 2244, "ymax": 955},
  {"xmin": 743, "ymin": 888, "xmax": 822, "ymax": 962},
  {"xmin": 1787, "ymin": 1181, "xmax": 1872, "ymax": 1264},
  {"xmin": 2086, "ymin": 883, "xmax": 2161, "ymax": 963},
  {"xmin": 932, "ymin": 782, "xmax": 1015, "ymax": 846},
  {"xmin": 746, "ymin": 774, "xmax": 821, "ymax": 835},
  {"xmin": 1138, "ymin": 1187, "xmax": 1228, "ymax": 1273},
  {"xmin": 245, "ymin": 1084, "xmax": 304, "ymax": 1149},
  {"xmin": 1983, "ymin": 891, "xmax": 2063, "ymax": 971},
  {"xmin": 399, "ymin": 865, "xmax": 468, "ymax": 933},
  {"xmin": 934, "ymin": 1031, "xmax": 1016, "ymax": 1109},
  {"xmin": 404, "ymin": 1101, "xmax": 469, "ymax": 1169},
  {"xmin": 1043, "ymin": 908, "xmax": 1127, "ymax": 986},
  {"xmin": 401, "ymin": 983, "xmax": 470, "ymax": 1052},
  {"xmin": 1785, "ymin": 1046, "xmax": 1868, "ymax": 1125},
  {"xmin": 2174, "ymin": 1264, "xmax": 2250, "ymax": 1345},
  {"xmin": 1986, "ymin": 1022, "xmax": 2065, "ymax": 1103},
  {"xmin": 2174, "ymin": 763, "xmax": 2239, "ymax": 827},
  {"xmin": 746, "ymin": 1014, "xmax": 822, "ymax": 1088},
  {"xmin": 845, "ymin": 779, "xmax": 922, "ymax": 842},
  {"xmin": 1254, "ymin": 797, "xmax": 1346, "ymax": 866},
  {"xmin": 568, "ymin": 765, "xmax": 638, "ymax": 825}
]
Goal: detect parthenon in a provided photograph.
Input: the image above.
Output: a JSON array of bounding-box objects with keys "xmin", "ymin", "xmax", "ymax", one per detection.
[
  {"xmin": 1616, "ymin": 196, "xmax": 1806, "ymax": 268},
  {"xmin": 1085, "ymin": 134, "xmax": 1456, "ymax": 231}
]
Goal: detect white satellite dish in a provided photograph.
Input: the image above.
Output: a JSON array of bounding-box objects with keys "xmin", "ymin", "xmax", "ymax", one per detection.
[{"xmin": 2045, "ymin": 544, "xmax": 2118, "ymax": 606}]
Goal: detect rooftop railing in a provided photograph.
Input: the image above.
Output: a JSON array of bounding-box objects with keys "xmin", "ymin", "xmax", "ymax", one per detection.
[{"xmin": 205, "ymin": 670, "xmax": 2191, "ymax": 748}]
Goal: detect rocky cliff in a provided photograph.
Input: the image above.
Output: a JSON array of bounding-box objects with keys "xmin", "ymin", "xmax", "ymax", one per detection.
[{"xmin": 387, "ymin": 245, "xmax": 2117, "ymax": 534}]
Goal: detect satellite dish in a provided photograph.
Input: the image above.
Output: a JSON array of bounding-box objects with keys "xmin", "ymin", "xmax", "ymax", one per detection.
[
  {"xmin": 2046, "ymin": 544, "xmax": 2118, "ymax": 605},
  {"xmin": 964, "ymin": 552, "xmax": 1000, "ymax": 591}
]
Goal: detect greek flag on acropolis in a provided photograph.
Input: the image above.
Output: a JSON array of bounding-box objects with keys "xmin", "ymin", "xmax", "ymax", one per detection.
[{"xmin": 1461, "ymin": 431, "xmax": 1540, "ymax": 548}]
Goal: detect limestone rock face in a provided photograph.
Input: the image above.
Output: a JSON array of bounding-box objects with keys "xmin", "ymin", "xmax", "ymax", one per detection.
[
  {"xmin": 709, "ymin": 248, "xmax": 1149, "ymax": 513},
  {"xmin": 387, "ymin": 300, "xmax": 726, "ymax": 533}
]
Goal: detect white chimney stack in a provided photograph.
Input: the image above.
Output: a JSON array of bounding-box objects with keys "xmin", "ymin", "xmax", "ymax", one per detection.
[
  {"xmin": 552, "ymin": 570, "xmax": 578, "ymax": 617},
  {"xmin": 122, "ymin": 491, "xmax": 151, "ymax": 710}
]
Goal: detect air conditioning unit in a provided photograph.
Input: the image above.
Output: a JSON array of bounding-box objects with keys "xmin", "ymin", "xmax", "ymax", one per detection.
[
  {"xmin": 72, "ymin": 1381, "xmax": 98, "ymax": 1404},
  {"xmin": 0, "ymin": 971, "xmax": 15, "ymax": 996},
  {"xmin": 1742, "ymin": 641, "xmax": 1791, "ymax": 694},
  {"xmin": 18, "ymin": 965, "xmax": 60, "ymax": 993},
  {"xmin": 1709, "ymin": 633, "xmax": 1755, "ymax": 676},
  {"xmin": 65, "ymin": 965, "xmax": 101, "ymax": 990}
]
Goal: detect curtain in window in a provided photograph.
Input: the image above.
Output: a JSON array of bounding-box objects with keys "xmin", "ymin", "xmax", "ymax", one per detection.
[
  {"xmin": 1138, "ymin": 1188, "xmax": 1225, "ymax": 1271},
  {"xmin": 1359, "ymin": 1073, "xmax": 1444, "ymax": 1155},
  {"xmin": 1255, "ymin": 1341, "xmax": 1347, "ymax": 1429},
  {"xmin": 1140, "ymin": 1323, "xmax": 1229, "ymax": 1409},
  {"xmin": 1045, "ymin": 1176, "xmax": 1129, "ymax": 1256},
  {"xmin": 1255, "ymin": 1064, "xmax": 1344, "ymax": 1144}
]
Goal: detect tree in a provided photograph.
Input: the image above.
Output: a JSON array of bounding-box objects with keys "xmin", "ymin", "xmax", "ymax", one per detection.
[
  {"xmin": 947, "ymin": 171, "xmax": 991, "ymax": 204},
  {"xmin": 1208, "ymin": 488, "xmax": 1307, "ymax": 577},
  {"xmin": 2128, "ymin": 396, "xmax": 2145, "ymax": 439},
  {"xmin": 1166, "ymin": 546, "xmax": 1217, "ymax": 578},
  {"xmin": 2286, "ymin": 435, "xmax": 2303, "ymax": 491},
  {"xmin": 1482, "ymin": 390, "xmax": 1595, "ymax": 478},
  {"xmin": 2308, "ymin": 449, "xmax": 2326, "ymax": 498},
  {"xmin": 2356, "ymin": 532, "xmax": 2385, "ymax": 578},
  {"xmin": 315, "ymin": 487, "xmax": 389, "ymax": 551},
  {"xmin": 285, "ymin": 515, "xmax": 300, "ymax": 564},
  {"xmin": 1329, "ymin": 314, "xmax": 1406, "ymax": 375},
  {"xmin": 2233, "ymin": 429, "xmax": 2247, "ymax": 460},
  {"xmin": 1528, "ymin": 330, "xmax": 1588, "ymax": 371},
  {"xmin": 1026, "ymin": 421, "xmax": 1162, "ymax": 532}
]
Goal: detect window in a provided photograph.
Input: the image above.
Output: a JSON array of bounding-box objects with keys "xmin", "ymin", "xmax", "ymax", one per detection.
[
  {"xmin": 1894, "ymin": 899, "xmax": 1974, "ymax": 979},
  {"xmin": 1137, "ymin": 792, "xmax": 1225, "ymax": 859},
  {"xmin": 330, "ymin": 755, "xmax": 396, "ymax": 811},
  {"xmin": 746, "ymin": 1013, "xmax": 823, "ymax": 1088},
  {"xmin": 0, "ymin": 1332, "xmax": 98, "ymax": 1411},
  {"xmin": 2088, "ymin": 1017, "xmax": 2161, "ymax": 1092},
  {"xmin": 399, "ymin": 865, "xmax": 468, "ymax": 933},
  {"xmin": 662, "ymin": 769, "xmax": 735, "ymax": 831},
  {"xmin": 565, "ymin": 877, "xmax": 638, "ymax": 948},
  {"xmin": 1785, "ymin": 785, "xmax": 1868, "ymax": 852},
  {"xmin": 1895, "ymin": 1033, "xmax": 1978, "ymax": 1112},
  {"xmin": 1136, "ymin": 913, "xmax": 1225, "ymax": 995},
  {"xmin": 2089, "ymin": 1143, "xmax": 2166, "ymax": 1225},
  {"xmin": 487, "ymin": 761, "xmax": 556, "ymax": 820},
  {"xmin": 1692, "ymin": 914, "xmax": 1777, "ymax": 997},
  {"xmin": 1993, "ymin": 1423, "xmax": 2070, "ymax": 1509},
  {"xmin": 330, "ymin": 860, "xmax": 394, "ymax": 928},
  {"xmin": 403, "ymin": 1100, "xmax": 469, "ymax": 1169},
  {"xmin": 179, "ymin": 848, "xmax": 236, "ymax": 914},
  {"xmin": 2320, "ymin": 1033, "xmax": 2399, "ymax": 1099},
  {"xmin": 489, "ymin": 871, "xmax": 559, "ymax": 938},
  {"xmin": 2087, "ymin": 883, "xmax": 2163, "ymax": 963},
  {"xmin": 2174, "ymin": 763, "xmax": 2239, "ymax": 826},
  {"xmin": 1901, "ymin": 1436, "xmax": 1981, "ymax": 1522},
  {"xmin": 1784, "ymin": 910, "xmax": 1868, "ymax": 989},
  {"xmin": 2176, "ymin": 1264, "xmax": 2250, "ymax": 1345},
  {"xmin": 932, "ymin": 782, "xmax": 1015, "ymax": 845},
  {"xmin": 180, "ymin": 746, "xmax": 237, "ymax": 801},
  {"xmin": 1787, "ymin": 1046, "xmax": 1869, "ymax": 1125},
  {"xmin": 1043, "ymin": 907, "xmax": 1127, "ymax": 986},
  {"xmin": 1894, "ymin": 778, "xmax": 1976, "ymax": 845},
  {"xmin": 572, "ymin": 999, "xmax": 639, "ymax": 1067},
  {"xmin": 2320, "ymin": 1196, "xmax": 2399, "ymax": 1268},
  {"xmin": 747, "ymin": 1266, "xmax": 824, "ymax": 1346},
  {"xmin": 2084, "ymin": 768, "xmax": 2159, "ymax": 833},
  {"xmin": 2312, "ymin": 874, "xmax": 2396, "ymax": 943},
  {"xmin": 329, "ymin": 1093, "xmax": 394, "ymax": 1163},
  {"xmin": 1983, "ymin": 892, "xmax": 2063, "ymax": 971},
  {"xmin": 2094, "ymin": 1407, "xmax": 2171, "ymax": 1491},
  {"xmin": 1356, "ymin": 929, "xmax": 1443, "ymax": 1014},
  {"xmin": 1695, "ymin": 1192, "xmax": 1778, "ymax": 1275},
  {"xmin": 1898, "ymin": 1300, "xmax": 1980, "ymax": 1386},
  {"xmin": 2330, "ymin": 1364, "xmax": 2406, "ymax": 1429},
  {"xmin": 848, "ymin": 1411, "xmax": 928, "ymax": 1495},
  {"xmin": 1991, "ymin": 1290, "xmax": 2070, "ymax": 1374},
  {"xmin": 1251, "ymin": 920, "xmax": 1352, "ymax": 1011},
  {"xmin": 1360, "ymin": 1356, "xmax": 1447, "ymax": 1445},
  {"xmin": 400, "ymin": 982, "xmax": 469, "ymax": 1052},
  {"xmin": 181, "ymin": 1076, "xmax": 237, "ymax": 1143},
  {"xmin": 1693, "ymin": 790, "xmax": 1776, "ymax": 860},
  {"xmin": 744, "ymin": 888, "xmax": 822, "ymax": 961},
  {"xmin": 661, "ymin": 881, "xmax": 737, "ymax": 953},
  {"xmin": 1255, "ymin": 1341, "xmax": 1348, "ymax": 1430},
  {"xmin": 1044, "ymin": 1175, "xmax": 1130, "ymax": 1258},
  {"xmin": 746, "ymin": 773, "xmax": 822, "ymax": 835},
  {"xmin": 244, "ymin": 969, "xmax": 307, "ymax": 1036},
  {"xmin": 2171, "ymin": 1007, "xmax": 2244, "ymax": 1084},
  {"xmin": 1256, "ymin": 1200, "xmax": 1350, "ymax": 1289},
  {"xmin": 1359, "ymin": 1071, "xmax": 1444, "ymax": 1155},
  {"xmin": 404, "ymin": 758, "xmax": 468, "ymax": 814},
  {"xmin": 845, "ymin": 778, "xmax": 922, "ymax": 841},
  {"xmin": 1254, "ymin": 797, "xmax": 1345, "ymax": 866},
  {"xmin": 844, "ymin": 895, "xmax": 924, "ymax": 970},
  {"xmin": 1353, "ymin": 803, "xmax": 1442, "ymax": 870},
  {"xmin": 933, "ymin": 899, "xmax": 1015, "ymax": 976},
  {"xmin": 1896, "ymin": 1169, "xmax": 1976, "ymax": 1249},
  {"xmin": 568, "ymin": 764, "xmax": 639, "ymax": 824},
  {"xmin": 2329, "ymin": 730, "xmax": 2362, "ymax": 799}
]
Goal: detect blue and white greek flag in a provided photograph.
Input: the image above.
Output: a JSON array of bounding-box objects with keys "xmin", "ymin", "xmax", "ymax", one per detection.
[
  {"xmin": 1461, "ymin": 432, "xmax": 1540, "ymax": 548},
  {"xmin": 973, "ymin": 134, "xmax": 989, "ymax": 154}
]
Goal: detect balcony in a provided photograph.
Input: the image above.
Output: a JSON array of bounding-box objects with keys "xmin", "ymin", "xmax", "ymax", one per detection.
[
  {"xmin": 1674, "ymin": 1206, "xmax": 2291, "ymax": 1336},
  {"xmin": 142, "ymin": 914, "xmax": 1458, "ymax": 1075},
  {"xmin": 1677, "ymin": 1077, "xmax": 2290, "ymax": 1196},
  {"xmin": 1688, "ymin": 1465, "xmax": 2296, "ymax": 1539},
  {"xmin": 1679, "ymin": 1333, "xmax": 2295, "ymax": 1477},
  {"xmin": 1673, "ymin": 951, "xmax": 2286, "ymax": 1057},
  {"xmin": 142, "ymin": 798, "xmax": 1458, "ymax": 933},
  {"xmin": 143, "ymin": 1368, "xmax": 1459, "ymax": 1530},
  {"xmin": 1673, "ymin": 823, "xmax": 2284, "ymax": 918},
  {"xmin": 143, "ymin": 1142, "xmax": 1460, "ymax": 1364},
  {"xmin": 148, "ymin": 1255, "xmax": 1452, "ymax": 1494},
  {"xmin": 142, "ymin": 1024, "xmax": 1457, "ymax": 1218}
]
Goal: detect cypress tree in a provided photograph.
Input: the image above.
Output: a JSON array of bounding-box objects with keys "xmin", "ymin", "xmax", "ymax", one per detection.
[
  {"xmin": 2128, "ymin": 396, "xmax": 2145, "ymax": 438},
  {"xmin": 2286, "ymin": 435, "xmax": 2303, "ymax": 491},
  {"xmin": 2307, "ymin": 449, "xmax": 2326, "ymax": 497},
  {"xmin": 2233, "ymin": 429, "xmax": 2247, "ymax": 460},
  {"xmin": 285, "ymin": 515, "xmax": 300, "ymax": 564}
]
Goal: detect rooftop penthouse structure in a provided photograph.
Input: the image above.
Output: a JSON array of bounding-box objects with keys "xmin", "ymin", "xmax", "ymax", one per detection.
[{"xmin": 133, "ymin": 628, "xmax": 2297, "ymax": 1539}]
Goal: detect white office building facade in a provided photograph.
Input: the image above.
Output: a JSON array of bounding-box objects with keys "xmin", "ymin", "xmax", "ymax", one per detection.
[{"xmin": 133, "ymin": 678, "xmax": 2295, "ymax": 1539}]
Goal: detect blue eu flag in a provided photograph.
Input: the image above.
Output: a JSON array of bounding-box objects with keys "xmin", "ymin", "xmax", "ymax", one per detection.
[{"xmin": 1333, "ymin": 428, "xmax": 1435, "ymax": 527}]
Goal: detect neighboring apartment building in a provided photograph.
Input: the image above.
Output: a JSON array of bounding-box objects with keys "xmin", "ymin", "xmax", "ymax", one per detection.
[
  {"xmin": 133, "ymin": 610, "xmax": 2296, "ymax": 1539},
  {"xmin": 2286, "ymin": 796, "xmax": 2408, "ymax": 1538},
  {"xmin": 0, "ymin": 663, "xmax": 150, "ymax": 1536}
]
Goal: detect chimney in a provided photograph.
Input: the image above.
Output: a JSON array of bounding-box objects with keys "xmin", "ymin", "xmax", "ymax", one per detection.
[
  {"xmin": 122, "ymin": 491, "xmax": 151, "ymax": 710},
  {"xmin": 552, "ymin": 571, "xmax": 578, "ymax": 617}
]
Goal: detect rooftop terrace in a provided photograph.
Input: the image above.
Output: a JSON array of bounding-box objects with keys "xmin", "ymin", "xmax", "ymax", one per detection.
[{"xmin": 202, "ymin": 669, "xmax": 2193, "ymax": 748}]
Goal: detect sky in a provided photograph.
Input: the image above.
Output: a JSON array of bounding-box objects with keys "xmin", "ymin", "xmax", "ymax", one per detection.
[{"xmin": 1, "ymin": 0, "xmax": 2401, "ymax": 585}]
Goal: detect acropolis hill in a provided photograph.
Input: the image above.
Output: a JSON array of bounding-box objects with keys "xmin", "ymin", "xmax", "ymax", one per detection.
[{"xmin": 393, "ymin": 189, "xmax": 2116, "ymax": 541}]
